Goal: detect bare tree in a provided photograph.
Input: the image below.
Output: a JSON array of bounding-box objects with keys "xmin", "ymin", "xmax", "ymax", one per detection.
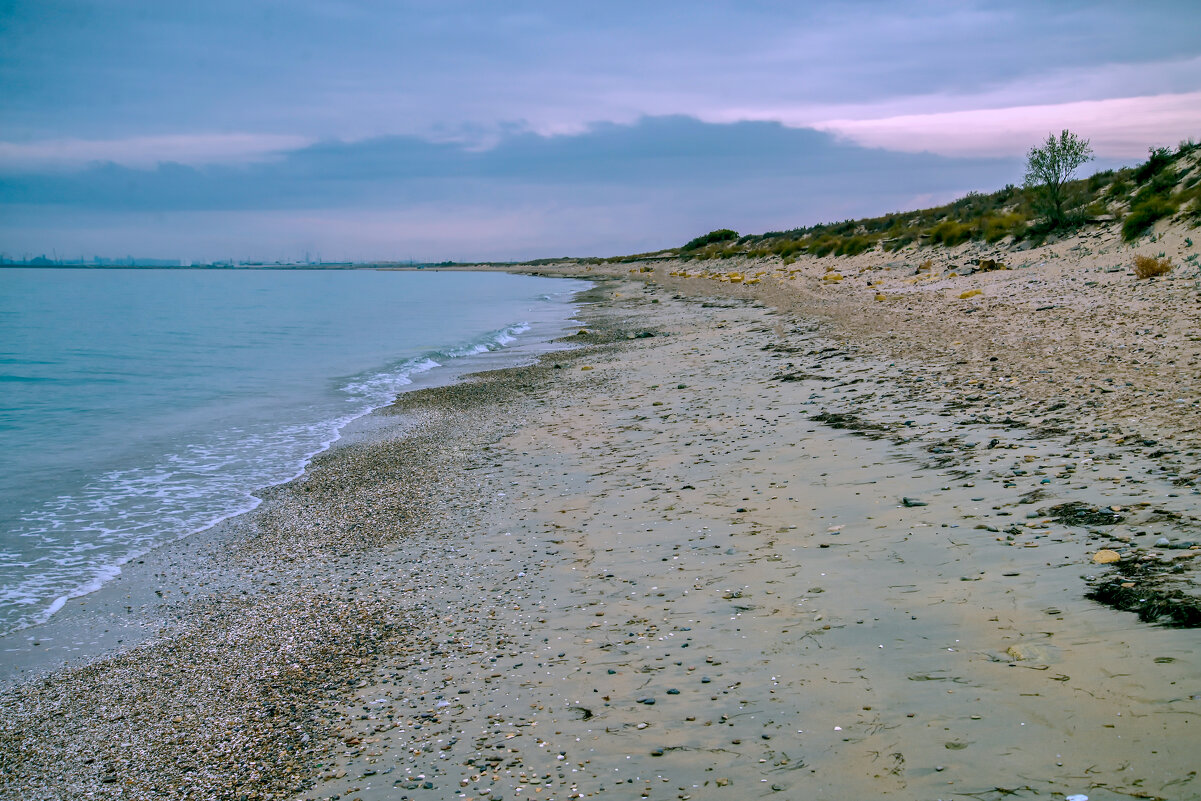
[{"xmin": 1024, "ymin": 129, "xmax": 1094, "ymax": 229}]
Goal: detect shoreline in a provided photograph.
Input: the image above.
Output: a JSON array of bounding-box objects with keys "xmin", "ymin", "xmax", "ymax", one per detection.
[
  {"xmin": 0, "ymin": 279, "xmax": 589, "ymax": 686},
  {"xmin": 3, "ymin": 272, "xmax": 1199, "ymax": 799}
]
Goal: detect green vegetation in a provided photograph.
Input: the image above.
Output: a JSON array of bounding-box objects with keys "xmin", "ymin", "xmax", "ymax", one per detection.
[
  {"xmin": 1024, "ymin": 129, "xmax": 1094, "ymax": 229},
  {"xmin": 681, "ymin": 229, "xmax": 739, "ymax": 251},
  {"xmin": 1123, "ymin": 195, "xmax": 1178, "ymax": 241},
  {"xmin": 674, "ymin": 139, "xmax": 1201, "ymax": 261}
]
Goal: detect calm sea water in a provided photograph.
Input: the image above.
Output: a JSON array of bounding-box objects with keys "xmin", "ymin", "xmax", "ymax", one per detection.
[{"xmin": 0, "ymin": 268, "xmax": 588, "ymax": 636}]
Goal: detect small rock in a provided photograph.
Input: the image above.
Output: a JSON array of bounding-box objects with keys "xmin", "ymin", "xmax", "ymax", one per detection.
[
  {"xmin": 1093, "ymin": 549, "xmax": 1121, "ymax": 564},
  {"xmin": 902, "ymin": 497, "xmax": 928, "ymax": 507}
]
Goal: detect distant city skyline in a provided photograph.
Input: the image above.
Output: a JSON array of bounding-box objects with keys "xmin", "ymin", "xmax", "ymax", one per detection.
[{"xmin": 2, "ymin": 1, "xmax": 1199, "ymax": 262}]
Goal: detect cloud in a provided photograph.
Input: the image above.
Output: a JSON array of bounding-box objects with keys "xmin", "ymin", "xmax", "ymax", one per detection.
[
  {"xmin": 0, "ymin": 116, "xmax": 1022, "ymax": 261},
  {"xmin": 0, "ymin": 134, "xmax": 313, "ymax": 170},
  {"xmin": 813, "ymin": 92, "xmax": 1201, "ymax": 159},
  {"xmin": 3, "ymin": 2, "xmax": 1198, "ymax": 157},
  {"xmin": 2, "ymin": 4, "xmax": 1195, "ymax": 262},
  {"xmin": 1, "ymin": 116, "xmax": 1020, "ymax": 210}
]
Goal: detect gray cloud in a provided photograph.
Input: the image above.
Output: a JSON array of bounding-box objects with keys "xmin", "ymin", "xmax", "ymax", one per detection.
[
  {"xmin": 0, "ymin": 117, "xmax": 1030, "ymax": 260},
  {"xmin": 2, "ymin": 2, "xmax": 1186, "ymax": 260},
  {"xmin": 1, "ymin": 116, "xmax": 1022, "ymax": 210}
]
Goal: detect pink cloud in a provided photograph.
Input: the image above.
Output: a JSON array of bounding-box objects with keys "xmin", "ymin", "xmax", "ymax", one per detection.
[{"xmin": 811, "ymin": 92, "xmax": 1201, "ymax": 160}]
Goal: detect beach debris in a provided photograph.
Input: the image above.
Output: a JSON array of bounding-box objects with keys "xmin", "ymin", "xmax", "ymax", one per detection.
[
  {"xmin": 10, "ymin": 254, "xmax": 1201, "ymax": 801},
  {"xmin": 1004, "ymin": 643, "xmax": 1057, "ymax": 663},
  {"xmin": 902, "ymin": 497, "xmax": 928, "ymax": 507},
  {"xmin": 1092, "ymin": 550, "xmax": 1122, "ymax": 564},
  {"xmin": 1086, "ymin": 561, "xmax": 1201, "ymax": 627},
  {"xmin": 1043, "ymin": 502, "xmax": 1125, "ymax": 527}
]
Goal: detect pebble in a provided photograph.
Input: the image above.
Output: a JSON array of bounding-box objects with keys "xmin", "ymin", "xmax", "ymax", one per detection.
[{"xmin": 8, "ymin": 268, "xmax": 1199, "ymax": 801}]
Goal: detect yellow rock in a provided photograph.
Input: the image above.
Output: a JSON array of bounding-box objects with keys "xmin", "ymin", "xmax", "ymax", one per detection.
[
  {"xmin": 1005, "ymin": 643, "xmax": 1054, "ymax": 662},
  {"xmin": 1093, "ymin": 549, "xmax": 1121, "ymax": 564},
  {"xmin": 823, "ymin": 273, "xmax": 843, "ymax": 282},
  {"xmin": 580, "ymin": 366, "xmax": 594, "ymax": 371},
  {"xmin": 959, "ymin": 289, "xmax": 982, "ymax": 299},
  {"xmin": 1005, "ymin": 644, "xmax": 1031, "ymax": 661}
]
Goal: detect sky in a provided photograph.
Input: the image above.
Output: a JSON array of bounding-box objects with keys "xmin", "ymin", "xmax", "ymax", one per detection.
[{"xmin": 2, "ymin": 1, "xmax": 1199, "ymax": 263}]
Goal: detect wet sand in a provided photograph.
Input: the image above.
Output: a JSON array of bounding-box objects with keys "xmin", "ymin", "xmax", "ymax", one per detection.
[{"xmin": 2, "ymin": 273, "xmax": 1199, "ymax": 800}]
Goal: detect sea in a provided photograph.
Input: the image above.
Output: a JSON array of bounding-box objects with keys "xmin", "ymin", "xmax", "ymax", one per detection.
[{"xmin": 0, "ymin": 268, "xmax": 589, "ymax": 637}]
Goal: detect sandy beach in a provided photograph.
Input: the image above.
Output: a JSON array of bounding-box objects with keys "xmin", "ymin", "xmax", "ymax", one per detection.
[{"xmin": 2, "ymin": 232, "xmax": 1200, "ymax": 800}]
